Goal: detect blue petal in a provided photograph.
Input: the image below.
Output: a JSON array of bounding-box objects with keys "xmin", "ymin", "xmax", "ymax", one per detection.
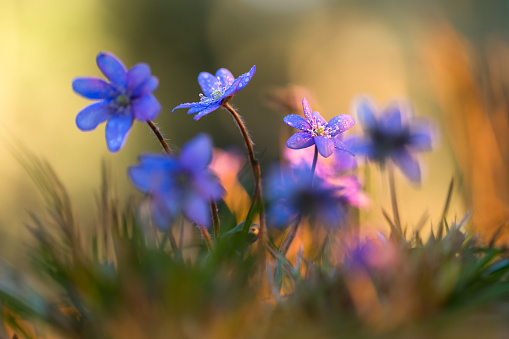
[
  {"xmin": 350, "ymin": 137, "xmax": 375, "ymax": 157},
  {"xmin": 286, "ymin": 132, "xmax": 315, "ymax": 149},
  {"xmin": 105, "ymin": 115, "xmax": 133, "ymax": 152},
  {"xmin": 223, "ymin": 65, "xmax": 256, "ymax": 97},
  {"xmin": 391, "ymin": 149, "xmax": 421, "ymax": 183},
  {"xmin": 283, "ymin": 114, "xmax": 311, "ymax": 131},
  {"xmin": 180, "ymin": 134, "xmax": 213, "ymax": 170},
  {"xmin": 195, "ymin": 174, "xmax": 225, "ymax": 200},
  {"xmin": 382, "ymin": 103, "xmax": 403, "ymax": 135},
  {"xmin": 131, "ymin": 94, "xmax": 161, "ymax": 121},
  {"xmin": 332, "ymin": 138, "xmax": 355, "ymax": 156},
  {"xmin": 198, "ymin": 72, "xmax": 219, "ymax": 97},
  {"xmin": 75, "ymin": 101, "xmax": 111, "ymax": 131},
  {"xmin": 188, "ymin": 103, "xmax": 210, "ymax": 114},
  {"xmin": 312, "ymin": 111, "xmax": 326, "ymax": 125},
  {"xmin": 172, "ymin": 102, "xmax": 199, "ymax": 113},
  {"xmin": 215, "ymin": 68, "xmax": 234, "ymax": 87},
  {"xmin": 314, "ymin": 136, "xmax": 334, "ymax": 157},
  {"xmin": 302, "ymin": 98, "xmax": 313, "ymax": 121},
  {"xmin": 355, "ymin": 96, "xmax": 378, "ymax": 130},
  {"xmin": 72, "ymin": 78, "xmax": 116, "ymax": 99},
  {"xmin": 127, "ymin": 63, "xmax": 151, "ymax": 94},
  {"xmin": 328, "ymin": 114, "xmax": 355, "ymax": 136},
  {"xmin": 192, "ymin": 102, "xmax": 221, "ymax": 120},
  {"xmin": 136, "ymin": 76, "xmax": 159, "ymax": 96},
  {"xmin": 409, "ymin": 124, "xmax": 433, "ymax": 151},
  {"xmin": 96, "ymin": 52, "xmax": 127, "ymax": 86},
  {"xmin": 184, "ymin": 194, "xmax": 211, "ymax": 228}
]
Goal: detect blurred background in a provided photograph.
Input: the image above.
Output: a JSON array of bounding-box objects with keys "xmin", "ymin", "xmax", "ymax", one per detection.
[{"xmin": 1, "ymin": 0, "xmax": 509, "ymax": 260}]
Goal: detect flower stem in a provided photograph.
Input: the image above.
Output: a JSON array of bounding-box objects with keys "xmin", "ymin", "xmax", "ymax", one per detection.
[
  {"xmin": 280, "ymin": 215, "xmax": 302, "ymax": 256},
  {"xmin": 310, "ymin": 145, "xmax": 318, "ymax": 183},
  {"xmin": 387, "ymin": 164, "xmax": 402, "ymax": 236},
  {"xmin": 147, "ymin": 120, "xmax": 171, "ymax": 154},
  {"xmin": 211, "ymin": 201, "xmax": 220, "ymax": 240},
  {"xmin": 199, "ymin": 226, "xmax": 214, "ymax": 252},
  {"xmin": 223, "ymin": 102, "xmax": 266, "ymax": 248}
]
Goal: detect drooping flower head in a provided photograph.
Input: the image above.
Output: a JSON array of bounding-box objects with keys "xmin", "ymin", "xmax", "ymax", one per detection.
[
  {"xmin": 266, "ymin": 164, "xmax": 348, "ymax": 228},
  {"xmin": 284, "ymin": 98, "xmax": 355, "ymax": 158},
  {"xmin": 72, "ymin": 52, "xmax": 161, "ymax": 152},
  {"xmin": 352, "ymin": 96, "xmax": 434, "ymax": 182},
  {"xmin": 172, "ymin": 66, "xmax": 256, "ymax": 120},
  {"xmin": 129, "ymin": 134, "xmax": 224, "ymax": 229}
]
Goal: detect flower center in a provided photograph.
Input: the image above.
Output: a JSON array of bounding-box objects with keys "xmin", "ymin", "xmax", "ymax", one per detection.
[
  {"xmin": 116, "ymin": 94, "xmax": 129, "ymax": 107},
  {"xmin": 198, "ymin": 76, "xmax": 231, "ymax": 105}
]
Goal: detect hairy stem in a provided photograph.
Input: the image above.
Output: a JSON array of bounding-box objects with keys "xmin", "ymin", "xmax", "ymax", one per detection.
[
  {"xmin": 211, "ymin": 201, "xmax": 220, "ymax": 240},
  {"xmin": 147, "ymin": 120, "xmax": 171, "ymax": 154},
  {"xmin": 199, "ymin": 226, "xmax": 214, "ymax": 252}
]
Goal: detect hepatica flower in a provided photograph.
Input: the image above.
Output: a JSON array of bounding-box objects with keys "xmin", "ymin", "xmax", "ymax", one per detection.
[
  {"xmin": 353, "ymin": 96, "xmax": 434, "ymax": 182},
  {"xmin": 129, "ymin": 134, "xmax": 224, "ymax": 228},
  {"xmin": 72, "ymin": 52, "xmax": 161, "ymax": 152},
  {"xmin": 284, "ymin": 98, "xmax": 355, "ymax": 158},
  {"xmin": 172, "ymin": 66, "xmax": 256, "ymax": 120}
]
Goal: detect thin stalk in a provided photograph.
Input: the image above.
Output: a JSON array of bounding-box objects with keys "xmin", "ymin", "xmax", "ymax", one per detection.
[
  {"xmin": 199, "ymin": 226, "xmax": 214, "ymax": 252},
  {"xmin": 387, "ymin": 164, "xmax": 402, "ymax": 236},
  {"xmin": 280, "ymin": 215, "xmax": 302, "ymax": 256},
  {"xmin": 147, "ymin": 120, "xmax": 171, "ymax": 154},
  {"xmin": 211, "ymin": 201, "xmax": 220, "ymax": 240},
  {"xmin": 310, "ymin": 145, "xmax": 318, "ymax": 183},
  {"xmin": 223, "ymin": 102, "xmax": 266, "ymax": 248}
]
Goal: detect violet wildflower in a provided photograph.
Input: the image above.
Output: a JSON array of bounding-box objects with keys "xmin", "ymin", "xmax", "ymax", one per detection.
[
  {"xmin": 352, "ymin": 97, "xmax": 434, "ymax": 182},
  {"xmin": 284, "ymin": 98, "xmax": 355, "ymax": 158},
  {"xmin": 266, "ymin": 165, "xmax": 347, "ymax": 228},
  {"xmin": 172, "ymin": 66, "xmax": 256, "ymax": 120},
  {"xmin": 72, "ymin": 52, "xmax": 161, "ymax": 152},
  {"xmin": 128, "ymin": 134, "xmax": 224, "ymax": 228}
]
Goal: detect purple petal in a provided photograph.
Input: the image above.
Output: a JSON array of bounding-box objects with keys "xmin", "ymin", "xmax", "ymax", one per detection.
[
  {"xmin": 332, "ymin": 138, "xmax": 355, "ymax": 156},
  {"xmin": 136, "ymin": 76, "xmax": 159, "ymax": 96},
  {"xmin": 391, "ymin": 149, "xmax": 421, "ymax": 182},
  {"xmin": 355, "ymin": 96, "xmax": 378, "ymax": 130},
  {"xmin": 314, "ymin": 136, "xmax": 334, "ymax": 157},
  {"xmin": 198, "ymin": 72, "xmax": 219, "ymax": 97},
  {"xmin": 283, "ymin": 114, "xmax": 311, "ymax": 131},
  {"xmin": 312, "ymin": 111, "xmax": 327, "ymax": 126},
  {"xmin": 195, "ymin": 174, "xmax": 225, "ymax": 200},
  {"xmin": 187, "ymin": 103, "xmax": 209, "ymax": 114},
  {"xmin": 382, "ymin": 103, "xmax": 403, "ymax": 135},
  {"xmin": 96, "ymin": 52, "xmax": 127, "ymax": 86},
  {"xmin": 183, "ymin": 194, "xmax": 211, "ymax": 228},
  {"xmin": 128, "ymin": 165, "xmax": 164, "ymax": 193},
  {"xmin": 127, "ymin": 63, "xmax": 151, "ymax": 94},
  {"xmin": 192, "ymin": 102, "xmax": 221, "ymax": 120},
  {"xmin": 131, "ymin": 94, "xmax": 161, "ymax": 121},
  {"xmin": 75, "ymin": 101, "xmax": 111, "ymax": 131},
  {"xmin": 409, "ymin": 123, "xmax": 434, "ymax": 151},
  {"xmin": 172, "ymin": 102, "xmax": 199, "ymax": 113},
  {"xmin": 215, "ymin": 68, "xmax": 234, "ymax": 87},
  {"xmin": 236, "ymin": 65, "xmax": 256, "ymax": 92},
  {"xmin": 180, "ymin": 134, "xmax": 213, "ymax": 170},
  {"xmin": 302, "ymin": 98, "xmax": 313, "ymax": 121},
  {"xmin": 72, "ymin": 78, "xmax": 116, "ymax": 99},
  {"xmin": 328, "ymin": 114, "xmax": 355, "ymax": 136},
  {"xmin": 105, "ymin": 115, "xmax": 133, "ymax": 152},
  {"xmin": 286, "ymin": 132, "xmax": 315, "ymax": 149}
]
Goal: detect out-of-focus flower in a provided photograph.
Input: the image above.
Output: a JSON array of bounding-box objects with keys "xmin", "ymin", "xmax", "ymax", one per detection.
[
  {"xmin": 284, "ymin": 98, "xmax": 355, "ymax": 158},
  {"xmin": 266, "ymin": 165, "xmax": 348, "ymax": 228},
  {"xmin": 172, "ymin": 66, "xmax": 256, "ymax": 120},
  {"xmin": 129, "ymin": 134, "xmax": 224, "ymax": 228},
  {"xmin": 72, "ymin": 51, "xmax": 161, "ymax": 152},
  {"xmin": 352, "ymin": 96, "xmax": 434, "ymax": 182}
]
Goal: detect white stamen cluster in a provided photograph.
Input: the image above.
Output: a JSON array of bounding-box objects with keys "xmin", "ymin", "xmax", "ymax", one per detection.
[
  {"xmin": 306, "ymin": 115, "xmax": 339, "ymax": 138},
  {"xmin": 198, "ymin": 76, "xmax": 232, "ymax": 105}
]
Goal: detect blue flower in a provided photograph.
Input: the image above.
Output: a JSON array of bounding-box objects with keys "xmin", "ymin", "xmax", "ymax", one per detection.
[
  {"xmin": 72, "ymin": 52, "xmax": 161, "ymax": 152},
  {"xmin": 128, "ymin": 134, "xmax": 224, "ymax": 229},
  {"xmin": 352, "ymin": 96, "xmax": 434, "ymax": 182},
  {"xmin": 172, "ymin": 66, "xmax": 256, "ymax": 120},
  {"xmin": 266, "ymin": 165, "xmax": 347, "ymax": 228},
  {"xmin": 284, "ymin": 98, "xmax": 355, "ymax": 158}
]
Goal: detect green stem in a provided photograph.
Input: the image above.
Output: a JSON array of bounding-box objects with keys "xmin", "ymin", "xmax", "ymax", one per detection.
[
  {"xmin": 387, "ymin": 164, "xmax": 402, "ymax": 236},
  {"xmin": 310, "ymin": 145, "xmax": 318, "ymax": 183}
]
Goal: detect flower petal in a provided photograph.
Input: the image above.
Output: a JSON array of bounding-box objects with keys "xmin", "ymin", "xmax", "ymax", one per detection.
[
  {"xmin": 96, "ymin": 52, "xmax": 127, "ymax": 86},
  {"xmin": 195, "ymin": 174, "xmax": 225, "ymax": 200},
  {"xmin": 137, "ymin": 76, "xmax": 159, "ymax": 96},
  {"xmin": 391, "ymin": 149, "xmax": 421, "ymax": 183},
  {"xmin": 283, "ymin": 114, "xmax": 311, "ymax": 131},
  {"xmin": 409, "ymin": 123, "xmax": 434, "ymax": 151},
  {"xmin": 314, "ymin": 136, "xmax": 334, "ymax": 157},
  {"xmin": 127, "ymin": 63, "xmax": 151, "ymax": 94},
  {"xmin": 355, "ymin": 96, "xmax": 378, "ymax": 130},
  {"xmin": 223, "ymin": 65, "xmax": 256, "ymax": 97},
  {"xmin": 302, "ymin": 98, "xmax": 313, "ymax": 121},
  {"xmin": 105, "ymin": 115, "xmax": 133, "ymax": 152},
  {"xmin": 332, "ymin": 138, "xmax": 355, "ymax": 156},
  {"xmin": 75, "ymin": 101, "xmax": 111, "ymax": 131},
  {"xmin": 192, "ymin": 102, "xmax": 221, "ymax": 120},
  {"xmin": 72, "ymin": 78, "xmax": 116, "ymax": 99},
  {"xmin": 172, "ymin": 102, "xmax": 199, "ymax": 113},
  {"xmin": 183, "ymin": 194, "xmax": 211, "ymax": 228},
  {"xmin": 382, "ymin": 102, "xmax": 403, "ymax": 135},
  {"xmin": 198, "ymin": 72, "xmax": 219, "ymax": 97},
  {"xmin": 180, "ymin": 134, "xmax": 213, "ymax": 170},
  {"xmin": 328, "ymin": 114, "xmax": 355, "ymax": 136},
  {"xmin": 215, "ymin": 68, "xmax": 234, "ymax": 87},
  {"xmin": 131, "ymin": 94, "xmax": 161, "ymax": 121},
  {"xmin": 312, "ymin": 111, "xmax": 327, "ymax": 126},
  {"xmin": 286, "ymin": 132, "xmax": 315, "ymax": 149}
]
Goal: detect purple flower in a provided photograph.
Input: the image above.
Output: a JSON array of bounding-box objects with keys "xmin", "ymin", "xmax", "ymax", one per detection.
[
  {"xmin": 266, "ymin": 165, "xmax": 347, "ymax": 228},
  {"xmin": 172, "ymin": 66, "xmax": 256, "ymax": 120},
  {"xmin": 128, "ymin": 134, "xmax": 224, "ymax": 228},
  {"xmin": 352, "ymin": 97, "xmax": 434, "ymax": 182},
  {"xmin": 284, "ymin": 98, "xmax": 355, "ymax": 158},
  {"xmin": 72, "ymin": 52, "xmax": 161, "ymax": 152}
]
